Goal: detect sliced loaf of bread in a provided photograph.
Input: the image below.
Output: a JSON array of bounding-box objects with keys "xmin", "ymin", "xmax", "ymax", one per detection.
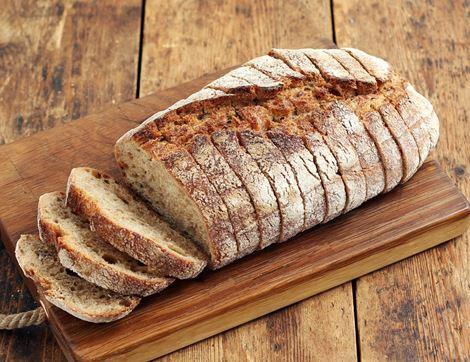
[
  {"xmin": 15, "ymin": 234, "xmax": 140, "ymax": 323},
  {"xmin": 116, "ymin": 47, "xmax": 439, "ymax": 267},
  {"xmin": 38, "ymin": 192, "xmax": 174, "ymax": 296},
  {"xmin": 66, "ymin": 167, "xmax": 207, "ymax": 279}
]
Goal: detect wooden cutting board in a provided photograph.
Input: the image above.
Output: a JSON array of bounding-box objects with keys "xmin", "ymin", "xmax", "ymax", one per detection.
[{"xmin": 1, "ymin": 59, "xmax": 469, "ymax": 361}]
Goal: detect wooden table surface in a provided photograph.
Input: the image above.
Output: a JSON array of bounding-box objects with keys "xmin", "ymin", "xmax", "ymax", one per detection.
[{"xmin": 0, "ymin": 1, "xmax": 468, "ymax": 360}]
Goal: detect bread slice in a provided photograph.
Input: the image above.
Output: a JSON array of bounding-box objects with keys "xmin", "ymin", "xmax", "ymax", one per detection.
[
  {"xmin": 295, "ymin": 117, "xmax": 347, "ymax": 222},
  {"xmin": 212, "ymin": 129, "xmax": 281, "ymax": 248},
  {"xmin": 358, "ymin": 110, "xmax": 403, "ymax": 191},
  {"xmin": 392, "ymin": 91, "xmax": 431, "ymax": 167},
  {"xmin": 378, "ymin": 102, "xmax": 420, "ymax": 182},
  {"xmin": 324, "ymin": 49, "xmax": 378, "ymax": 94},
  {"xmin": 66, "ymin": 167, "xmax": 208, "ymax": 277},
  {"xmin": 116, "ymin": 137, "xmax": 238, "ymax": 269},
  {"xmin": 236, "ymin": 104, "xmax": 326, "ymax": 229},
  {"xmin": 330, "ymin": 101, "xmax": 385, "ymax": 200},
  {"xmin": 38, "ymin": 192, "xmax": 173, "ymax": 296},
  {"xmin": 187, "ymin": 133, "xmax": 260, "ymax": 257},
  {"xmin": 342, "ymin": 48, "xmax": 392, "ymax": 83},
  {"xmin": 309, "ymin": 106, "xmax": 367, "ymax": 213},
  {"xmin": 403, "ymin": 83, "xmax": 439, "ymax": 149},
  {"xmin": 238, "ymin": 129, "xmax": 304, "ymax": 242},
  {"xmin": 269, "ymin": 48, "xmax": 321, "ymax": 78},
  {"xmin": 245, "ymin": 55, "xmax": 304, "ymax": 85},
  {"xmin": 15, "ymin": 234, "xmax": 140, "ymax": 323},
  {"xmin": 300, "ymin": 48, "xmax": 356, "ymax": 95},
  {"xmin": 207, "ymin": 66, "xmax": 283, "ymax": 99},
  {"xmin": 267, "ymin": 129, "xmax": 326, "ymax": 229}
]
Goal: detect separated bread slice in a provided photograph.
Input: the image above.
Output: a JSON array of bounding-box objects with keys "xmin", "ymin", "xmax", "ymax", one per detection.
[
  {"xmin": 212, "ymin": 129, "xmax": 281, "ymax": 249},
  {"xmin": 115, "ymin": 138, "xmax": 237, "ymax": 269},
  {"xmin": 15, "ymin": 234, "xmax": 140, "ymax": 323},
  {"xmin": 238, "ymin": 129, "xmax": 305, "ymax": 241},
  {"xmin": 38, "ymin": 192, "xmax": 173, "ymax": 296},
  {"xmin": 187, "ymin": 133, "xmax": 260, "ymax": 257},
  {"xmin": 66, "ymin": 167, "xmax": 208, "ymax": 277}
]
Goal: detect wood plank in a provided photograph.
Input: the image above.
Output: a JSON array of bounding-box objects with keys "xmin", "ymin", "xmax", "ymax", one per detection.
[
  {"xmin": 334, "ymin": 0, "xmax": 470, "ymax": 359},
  {"xmin": 0, "ymin": 68, "xmax": 469, "ymax": 360},
  {"xmin": 140, "ymin": 0, "xmax": 333, "ymax": 94},
  {"xmin": 0, "ymin": 0, "xmax": 142, "ymax": 360},
  {"xmin": 140, "ymin": 2, "xmax": 355, "ymax": 360}
]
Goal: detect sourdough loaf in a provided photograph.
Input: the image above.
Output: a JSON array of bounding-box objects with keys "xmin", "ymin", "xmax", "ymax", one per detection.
[
  {"xmin": 66, "ymin": 167, "xmax": 207, "ymax": 278},
  {"xmin": 15, "ymin": 234, "xmax": 140, "ymax": 323},
  {"xmin": 115, "ymin": 47, "xmax": 439, "ymax": 268},
  {"xmin": 38, "ymin": 192, "xmax": 173, "ymax": 296}
]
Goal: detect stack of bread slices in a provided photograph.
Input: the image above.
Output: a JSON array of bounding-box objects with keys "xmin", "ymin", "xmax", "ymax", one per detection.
[{"xmin": 16, "ymin": 47, "xmax": 439, "ymax": 322}]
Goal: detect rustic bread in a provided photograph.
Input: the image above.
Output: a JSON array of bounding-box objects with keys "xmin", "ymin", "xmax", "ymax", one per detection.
[
  {"xmin": 116, "ymin": 47, "xmax": 439, "ymax": 267},
  {"xmin": 324, "ymin": 49, "xmax": 377, "ymax": 94},
  {"xmin": 330, "ymin": 101, "xmax": 385, "ymax": 200},
  {"xmin": 235, "ymin": 105, "xmax": 326, "ymax": 229},
  {"xmin": 212, "ymin": 129, "xmax": 281, "ymax": 248},
  {"xmin": 15, "ymin": 234, "xmax": 140, "ymax": 323},
  {"xmin": 66, "ymin": 167, "xmax": 207, "ymax": 278},
  {"xmin": 114, "ymin": 139, "xmax": 238, "ymax": 269},
  {"xmin": 355, "ymin": 108, "xmax": 403, "ymax": 192},
  {"xmin": 187, "ymin": 133, "xmax": 260, "ymax": 257},
  {"xmin": 238, "ymin": 129, "xmax": 304, "ymax": 241},
  {"xmin": 38, "ymin": 192, "xmax": 173, "ymax": 296}
]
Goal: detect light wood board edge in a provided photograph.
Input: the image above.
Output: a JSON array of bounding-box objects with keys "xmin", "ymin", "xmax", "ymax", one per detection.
[{"xmin": 86, "ymin": 213, "xmax": 470, "ymax": 361}]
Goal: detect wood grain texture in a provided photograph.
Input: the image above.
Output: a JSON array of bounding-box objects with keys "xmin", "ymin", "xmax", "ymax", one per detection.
[
  {"xmin": 0, "ymin": 1, "xmax": 141, "ymax": 360},
  {"xmin": 0, "ymin": 0, "xmax": 141, "ymax": 145},
  {"xmin": 0, "ymin": 242, "xmax": 64, "ymax": 362},
  {"xmin": 158, "ymin": 284, "xmax": 356, "ymax": 362},
  {"xmin": 334, "ymin": 0, "xmax": 470, "ymax": 360},
  {"xmin": 0, "ymin": 69, "xmax": 469, "ymax": 360},
  {"xmin": 140, "ymin": 0, "xmax": 333, "ymax": 95},
  {"xmin": 139, "ymin": 3, "xmax": 357, "ymax": 360}
]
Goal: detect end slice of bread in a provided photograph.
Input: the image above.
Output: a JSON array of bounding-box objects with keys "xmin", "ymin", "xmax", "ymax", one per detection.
[
  {"xmin": 66, "ymin": 167, "xmax": 207, "ymax": 279},
  {"xmin": 38, "ymin": 192, "xmax": 174, "ymax": 296},
  {"xmin": 15, "ymin": 234, "xmax": 140, "ymax": 323}
]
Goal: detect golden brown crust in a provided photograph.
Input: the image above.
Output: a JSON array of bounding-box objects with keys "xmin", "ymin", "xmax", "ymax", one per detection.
[
  {"xmin": 66, "ymin": 168, "xmax": 208, "ymax": 277},
  {"xmin": 237, "ymin": 129, "xmax": 304, "ymax": 242},
  {"xmin": 117, "ymin": 48, "xmax": 439, "ymax": 262},
  {"xmin": 145, "ymin": 141, "xmax": 238, "ymax": 268},
  {"xmin": 16, "ymin": 234, "xmax": 140, "ymax": 323},
  {"xmin": 187, "ymin": 133, "xmax": 260, "ymax": 257},
  {"xmin": 212, "ymin": 129, "xmax": 281, "ymax": 248},
  {"xmin": 38, "ymin": 192, "xmax": 174, "ymax": 296}
]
